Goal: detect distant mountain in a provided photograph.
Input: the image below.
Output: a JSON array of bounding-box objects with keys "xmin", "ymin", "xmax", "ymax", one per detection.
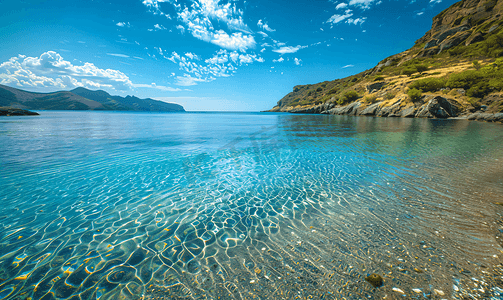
[
  {"xmin": 269, "ymin": 0, "xmax": 503, "ymax": 121},
  {"xmin": 0, "ymin": 84, "xmax": 185, "ymax": 112}
]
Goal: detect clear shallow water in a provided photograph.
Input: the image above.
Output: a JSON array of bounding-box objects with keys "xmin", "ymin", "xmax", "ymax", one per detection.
[{"xmin": 0, "ymin": 111, "xmax": 502, "ymax": 300}]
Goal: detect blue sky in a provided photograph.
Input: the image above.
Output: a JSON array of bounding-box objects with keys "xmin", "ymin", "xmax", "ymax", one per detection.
[{"xmin": 0, "ymin": 0, "xmax": 458, "ymax": 111}]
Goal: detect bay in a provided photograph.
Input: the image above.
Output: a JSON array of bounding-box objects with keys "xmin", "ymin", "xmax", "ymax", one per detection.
[{"xmin": 0, "ymin": 111, "xmax": 502, "ymax": 299}]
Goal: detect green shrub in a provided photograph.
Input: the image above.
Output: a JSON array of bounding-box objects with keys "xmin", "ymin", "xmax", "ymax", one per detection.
[
  {"xmin": 409, "ymin": 77, "xmax": 446, "ymax": 92},
  {"xmin": 365, "ymin": 95, "xmax": 378, "ymax": 103},
  {"xmin": 415, "ymin": 64, "xmax": 429, "ymax": 74},
  {"xmin": 385, "ymin": 92, "xmax": 395, "ymax": 100},
  {"xmin": 316, "ymin": 87, "xmax": 323, "ymax": 92},
  {"xmin": 407, "ymin": 88, "xmax": 422, "ymax": 102},
  {"xmin": 473, "ymin": 60, "xmax": 481, "ymax": 70},
  {"xmin": 327, "ymin": 87, "xmax": 338, "ymax": 94},
  {"xmin": 466, "ymin": 82, "xmax": 492, "ymax": 98},
  {"xmin": 374, "ymin": 76, "xmax": 385, "ymax": 81},
  {"xmin": 341, "ymin": 90, "xmax": 359, "ymax": 103},
  {"xmin": 446, "ymin": 70, "xmax": 484, "ymax": 89},
  {"xmin": 402, "ymin": 67, "xmax": 417, "ymax": 76}
]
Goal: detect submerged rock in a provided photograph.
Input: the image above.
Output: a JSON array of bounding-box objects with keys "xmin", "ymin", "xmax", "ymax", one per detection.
[{"xmin": 365, "ymin": 273, "xmax": 384, "ymax": 288}]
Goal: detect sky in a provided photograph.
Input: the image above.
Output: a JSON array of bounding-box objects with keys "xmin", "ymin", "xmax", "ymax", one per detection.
[{"xmin": 0, "ymin": 0, "xmax": 459, "ymax": 111}]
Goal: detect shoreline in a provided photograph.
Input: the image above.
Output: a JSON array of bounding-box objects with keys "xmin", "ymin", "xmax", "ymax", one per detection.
[{"xmin": 269, "ymin": 95, "xmax": 503, "ymax": 124}]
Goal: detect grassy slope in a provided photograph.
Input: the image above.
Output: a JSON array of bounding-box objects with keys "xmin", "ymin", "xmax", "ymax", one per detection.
[{"xmin": 270, "ymin": 0, "xmax": 503, "ymax": 114}]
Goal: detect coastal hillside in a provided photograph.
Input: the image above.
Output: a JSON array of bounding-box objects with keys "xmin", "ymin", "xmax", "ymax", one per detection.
[
  {"xmin": 269, "ymin": 0, "xmax": 503, "ymax": 122},
  {"xmin": 0, "ymin": 84, "xmax": 185, "ymax": 112}
]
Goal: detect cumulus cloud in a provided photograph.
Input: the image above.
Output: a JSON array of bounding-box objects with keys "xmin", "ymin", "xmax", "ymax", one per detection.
[
  {"xmin": 210, "ymin": 30, "xmax": 256, "ymax": 51},
  {"xmin": 0, "ymin": 51, "xmax": 183, "ymax": 94},
  {"xmin": 257, "ymin": 20, "xmax": 276, "ymax": 32},
  {"xmin": 294, "ymin": 58, "xmax": 302, "ymax": 66},
  {"xmin": 165, "ymin": 49, "xmax": 263, "ymax": 85},
  {"xmin": 143, "ymin": 0, "xmax": 256, "ymax": 51},
  {"xmin": 0, "ymin": 51, "xmax": 133, "ymax": 91},
  {"xmin": 336, "ymin": 3, "xmax": 348, "ymax": 9},
  {"xmin": 273, "ymin": 57, "xmax": 285, "ymax": 63}
]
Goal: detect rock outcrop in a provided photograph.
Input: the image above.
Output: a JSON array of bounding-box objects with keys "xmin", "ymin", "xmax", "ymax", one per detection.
[
  {"xmin": 0, "ymin": 107, "xmax": 39, "ymax": 116},
  {"xmin": 416, "ymin": 0, "xmax": 503, "ymax": 57},
  {"xmin": 286, "ymin": 96, "xmax": 503, "ymax": 123}
]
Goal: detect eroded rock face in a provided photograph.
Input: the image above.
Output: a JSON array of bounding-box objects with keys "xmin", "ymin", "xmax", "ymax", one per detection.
[
  {"xmin": 414, "ymin": 0, "xmax": 503, "ymax": 57},
  {"xmin": 465, "ymin": 32, "xmax": 484, "ymax": 45},
  {"xmin": 366, "ymin": 82, "xmax": 386, "ymax": 93},
  {"xmin": 325, "ymin": 101, "xmax": 362, "ymax": 115}
]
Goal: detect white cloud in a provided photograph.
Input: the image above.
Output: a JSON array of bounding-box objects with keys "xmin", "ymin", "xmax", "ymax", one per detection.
[
  {"xmin": 430, "ymin": 0, "xmax": 442, "ymax": 3},
  {"xmin": 346, "ymin": 17, "xmax": 366, "ymax": 25},
  {"xmin": 210, "ymin": 30, "xmax": 255, "ymax": 51},
  {"xmin": 107, "ymin": 53, "xmax": 130, "ymax": 58},
  {"xmin": 257, "ymin": 20, "xmax": 276, "ymax": 32},
  {"xmin": 185, "ymin": 52, "xmax": 200, "ymax": 60},
  {"xmin": 336, "ymin": 3, "xmax": 348, "ymax": 9},
  {"xmin": 144, "ymin": 0, "xmax": 256, "ymax": 51},
  {"xmin": 258, "ymin": 31, "xmax": 268, "ymax": 38},
  {"xmin": 272, "ymin": 45, "xmax": 305, "ymax": 54},
  {"xmin": 349, "ymin": 0, "xmax": 377, "ymax": 9},
  {"xmin": 142, "ymin": 0, "xmax": 171, "ymax": 15},
  {"xmin": 273, "ymin": 57, "xmax": 285, "ymax": 63},
  {"xmin": 166, "ymin": 49, "xmax": 263, "ymax": 85},
  {"xmin": 0, "ymin": 51, "xmax": 133, "ymax": 91},
  {"xmin": 154, "ymin": 24, "xmax": 167, "ymax": 30},
  {"xmin": 342, "ymin": 64, "xmax": 354, "ymax": 68},
  {"xmin": 116, "ymin": 22, "xmax": 131, "ymax": 28},
  {"xmin": 176, "ymin": 25, "xmax": 185, "ymax": 34},
  {"xmin": 417, "ymin": 11, "xmax": 424, "ymax": 15},
  {"xmin": 327, "ymin": 12, "xmax": 353, "ymax": 24},
  {"xmin": 294, "ymin": 58, "xmax": 302, "ymax": 66}
]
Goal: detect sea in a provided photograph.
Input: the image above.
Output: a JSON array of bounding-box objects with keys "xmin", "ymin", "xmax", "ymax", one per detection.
[{"xmin": 0, "ymin": 111, "xmax": 502, "ymax": 300}]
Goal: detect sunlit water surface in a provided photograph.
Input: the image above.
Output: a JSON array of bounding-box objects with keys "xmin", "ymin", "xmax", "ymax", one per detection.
[{"xmin": 1, "ymin": 111, "xmax": 503, "ymax": 300}]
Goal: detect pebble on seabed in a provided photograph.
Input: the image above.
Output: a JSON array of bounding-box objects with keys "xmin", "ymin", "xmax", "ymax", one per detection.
[{"xmin": 365, "ymin": 273, "xmax": 384, "ymax": 288}]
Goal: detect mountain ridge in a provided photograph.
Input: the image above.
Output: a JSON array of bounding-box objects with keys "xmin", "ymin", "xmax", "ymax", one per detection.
[
  {"xmin": 0, "ymin": 84, "xmax": 185, "ymax": 112},
  {"xmin": 269, "ymin": 0, "xmax": 503, "ymax": 123}
]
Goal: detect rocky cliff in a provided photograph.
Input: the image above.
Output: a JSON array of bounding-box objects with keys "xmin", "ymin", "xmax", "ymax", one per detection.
[{"xmin": 269, "ymin": 0, "xmax": 503, "ymax": 123}]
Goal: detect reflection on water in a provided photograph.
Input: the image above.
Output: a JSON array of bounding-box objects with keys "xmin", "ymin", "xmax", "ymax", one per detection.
[{"xmin": 0, "ymin": 112, "xmax": 502, "ymax": 300}]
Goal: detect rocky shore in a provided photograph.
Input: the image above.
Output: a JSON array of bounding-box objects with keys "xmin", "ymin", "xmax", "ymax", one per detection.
[
  {"xmin": 285, "ymin": 95, "xmax": 503, "ymax": 123},
  {"xmin": 0, "ymin": 107, "xmax": 39, "ymax": 116}
]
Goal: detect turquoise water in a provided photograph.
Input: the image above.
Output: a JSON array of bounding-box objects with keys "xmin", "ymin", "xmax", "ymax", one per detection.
[{"xmin": 0, "ymin": 111, "xmax": 502, "ymax": 300}]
